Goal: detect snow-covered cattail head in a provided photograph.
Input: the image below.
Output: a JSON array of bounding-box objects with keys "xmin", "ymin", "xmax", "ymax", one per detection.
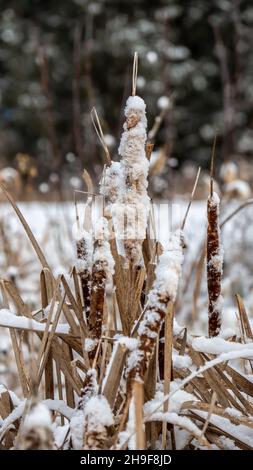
[
  {"xmin": 123, "ymin": 96, "xmax": 147, "ymax": 131},
  {"xmin": 83, "ymin": 395, "xmax": 114, "ymax": 450},
  {"xmin": 75, "ymin": 230, "xmax": 93, "ymax": 274},
  {"xmin": 118, "ymin": 95, "xmax": 149, "ymax": 188},
  {"xmin": 100, "ymin": 161, "xmax": 125, "ymax": 204},
  {"xmin": 17, "ymin": 403, "xmax": 53, "ymax": 450}
]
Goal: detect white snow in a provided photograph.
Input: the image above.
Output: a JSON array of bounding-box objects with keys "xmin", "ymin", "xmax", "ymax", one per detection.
[
  {"xmin": 209, "ymin": 191, "xmax": 220, "ymax": 206},
  {"xmin": 149, "ymin": 229, "xmax": 184, "ymax": 304},
  {"xmin": 0, "ymin": 309, "xmax": 70, "ymax": 335},
  {"xmin": 24, "ymin": 403, "xmax": 52, "ymax": 431},
  {"xmin": 116, "ymin": 335, "xmax": 139, "ymax": 351},
  {"xmin": 146, "ymin": 411, "xmax": 202, "ymax": 440},
  {"xmin": 224, "ymin": 407, "xmax": 243, "ymax": 419},
  {"xmin": 196, "ymin": 410, "xmax": 253, "ymax": 448},
  {"xmin": 70, "ymin": 410, "xmax": 85, "ymax": 450},
  {"xmin": 218, "ymin": 436, "xmax": 240, "ymax": 450},
  {"xmin": 192, "ymin": 336, "xmax": 253, "ymax": 354},
  {"xmin": 208, "ymin": 254, "xmax": 224, "ymax": 273},
  {"xmin": 84, "ymin": 338, "xmax": 97, "ymax": 353},
  {"xmin": 93, "ymin": 217, "xmax": 115, "ymax": 276},
  {"xmin": 43, "ymin": 399, "xmax": 74, "ymax": 421},
  {"xmin": 54, "ymin": 423, "xmax": 69, "ymax": 449},
  {"xmin": 144, "ymin": 386, "xmax": 197, "ymax": 417},
  {"xmin": 172, "ymin": 352, "xmax": 192, "ymax": 369},
  {"xmin": 84, "ymin": 395, "xmax": 114, "ymax": 428},
  {"xmin": 100, "ymin": 161, "xmax": 125, "ymax": 203},
  {"xmin": 124, "ymin": 95, "xmax": 146, "ymax": 114},
  {"xmin": 0, "ymin": 401, "xmax": 26, "ymax": 437}
]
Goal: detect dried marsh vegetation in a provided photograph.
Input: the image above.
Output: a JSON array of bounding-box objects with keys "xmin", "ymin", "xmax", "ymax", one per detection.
[{"xmin": 0, "ymin": 57, "xmax": 253, "ymax": 451}]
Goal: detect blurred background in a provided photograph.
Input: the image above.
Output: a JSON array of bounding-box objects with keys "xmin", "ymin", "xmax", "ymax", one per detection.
[{"xmin": 0, "ymin": 0, "xmax": 253, "ymax": 200}]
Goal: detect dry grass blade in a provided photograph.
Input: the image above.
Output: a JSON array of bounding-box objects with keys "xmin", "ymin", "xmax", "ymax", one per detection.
[
  {"xmin": 161, "ymin": 308, "xmax": 173, "ymax": 449},
  {"xmin": 82, "ymin": 168, "xmax": 94, "ymax": 194},
  {"xmin": 133, "ymin": 380, "xmax": 145, "ymax": 449},
  {"xmin": 90, "ymin": 107, "xmax": 111, "ymax": 165},
  {"xmin": 37, "ymin": 292, "xmax": 66, "ymax": 386},
  {"xmin": 210, "ymin": 130, "xmax": 218, "ymax": 197},
  {"xmin": 102, "ymin": 343, "xmax": 127, "ymax": 408},
  {"xmin": 0, "ymin": 182, "xmax": 50, "ymax": 270},
  {"xmin": 181, "ymin": 166, "xmax": 201, "ymax": 231},
  {"xmin": 236, "ymin": 294, "xmax": 253, "ymax": 340},
  {"xmin": 132, "ymin": 51, "xmax": 138, "ymax": 97}
]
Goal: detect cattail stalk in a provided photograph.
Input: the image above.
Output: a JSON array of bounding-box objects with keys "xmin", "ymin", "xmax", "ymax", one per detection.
[
  {"xmin": 88, "ymin": 218, "xmax": 114, "ymax": 353},
  {"xmin": 89, "ymin": 248, "xmax": 107, "ymax": 342},
  {"xmin": 127, "ymin": 231, "xmax": 184, "ymax": 390}
]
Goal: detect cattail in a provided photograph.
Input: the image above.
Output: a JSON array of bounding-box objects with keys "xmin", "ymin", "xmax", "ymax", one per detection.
[
  {"xmin": 77, "ymin": 368, "xmax": 98, "ymax": 410},
  {"xmin": 17, "ymin": 403, "xmax": 53, "ymax": 450},
  {"xmin": 88, "ymin": 218, "xmax": 114, "ymax": 352},
  {"xmin": 70, "ymin": 369, "xmax": 99, "ymax": 450},
  {"xmin": 71, "ymin": 369, "xmax": 113, "ymax": 450},
  {"xmin": 83, "ymin": 395, "xmax": 114, "ymax": 450},
  {"xmin": 100, "ymin": 95, "xmax": 150, "ymax": 266},
  {"xmin": 207, "ymin": 192, "xmax": 223, "ymax": 337},
  {"xmin": 127, "ymin": 230, "xmax": 184, "ymax": 390},
  {"xmin": 118, "ymin": 96, "xmax": 150, "ymax": 266},
  {"xmin": 76, "ymin": 232, "xmax": 93, "ymax": 323}
]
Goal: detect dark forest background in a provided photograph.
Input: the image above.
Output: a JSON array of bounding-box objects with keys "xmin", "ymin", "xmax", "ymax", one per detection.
[{"xmin": 0, "ymin": 0, "xmax": 253, "ymax": 195}]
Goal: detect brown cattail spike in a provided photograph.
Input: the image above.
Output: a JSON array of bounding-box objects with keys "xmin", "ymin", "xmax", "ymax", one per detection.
[
  {"xmin": 207, "ymin": 130, "xmax": 223, "ymax": 337},
  {"xmin": 207, "ymin": 192, "xmax": 223, "ymax": 337}
]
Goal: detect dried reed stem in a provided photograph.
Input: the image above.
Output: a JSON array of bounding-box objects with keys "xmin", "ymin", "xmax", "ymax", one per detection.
[
  {"xmin": 91, "ymin": 107, "xmax": 111, "ymax": 165},
  {"xmin": 133, "ymin": 380, "xmax": 145, "ymax": 449}
]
